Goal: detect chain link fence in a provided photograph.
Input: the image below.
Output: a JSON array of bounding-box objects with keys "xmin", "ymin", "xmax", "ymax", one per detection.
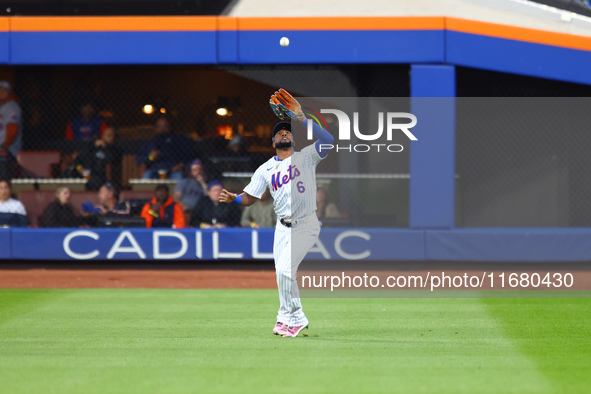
[
  {"xmin": 456, "ymin": 68, "xmax": 591, "ymax": 227},
  {"xmin": 0, "ymin": 64, "xmax": 410, "ymax": 229},
  {"xmin": 3, "ymin": 64, "xmax": 591, "ymax": 229}
]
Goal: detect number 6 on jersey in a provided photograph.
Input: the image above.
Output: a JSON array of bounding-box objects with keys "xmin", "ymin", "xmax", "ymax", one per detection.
[{"xmin": 297, "ymin": 181, "xmax": 305, "ymax": 193}]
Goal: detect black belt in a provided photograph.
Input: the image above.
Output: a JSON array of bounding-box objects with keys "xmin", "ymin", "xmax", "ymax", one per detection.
[{"xmin": 280, "ymin": 218, "xmax": 292, "ymax": 228}]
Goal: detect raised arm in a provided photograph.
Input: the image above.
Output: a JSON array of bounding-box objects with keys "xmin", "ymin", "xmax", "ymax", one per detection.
[
  {"xmin": 304, "ymin": 119, "xmax": 334, "ymax": 144},
  {"xmin": 303, "ymin": 119, "xmax": 334, "ymax": 159},
  {"xmin": 270, "ymin": 88, "xmax": 334, "ymax": 158}
]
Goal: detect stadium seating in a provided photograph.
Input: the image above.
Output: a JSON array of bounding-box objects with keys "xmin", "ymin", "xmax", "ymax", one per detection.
[
  {"xmin": 18, "ymin": 190, "xmax": 55, "ymax": 227},
  {"xmin": 121, "ymin": 154, "xmax": 141, "ymax": 188},
  {"xmin": 19, "ymin": 190, "xmax": 98, "ymax": 227},
  {"xmin": 120, "ymin": 191, "xmax": 154, "ymax": 216},
  {"xmin": 69, "ymin": 191, "xmax": 97, "ymax": 213},
  {"xmin": 120, "ymin": 191, "xmax": 153, "ymax": 201},
  {"xmin": 17, "ymin": 151, "xmax": 61, "ymax": 178}
]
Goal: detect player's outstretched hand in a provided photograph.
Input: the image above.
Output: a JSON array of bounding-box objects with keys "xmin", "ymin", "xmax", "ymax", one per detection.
[
  {"xmin": 219, "ymin": 189, "xmax": 236, "ymax": 204},
  {"xmin": 270, "ymin": 88, "xmax": 305, "ymax": 123}
]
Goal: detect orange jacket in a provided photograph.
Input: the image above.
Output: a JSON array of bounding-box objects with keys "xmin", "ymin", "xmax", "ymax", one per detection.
[{"xmin": 140, "ymin": 196, "xmax": 185, "ymax": 229}]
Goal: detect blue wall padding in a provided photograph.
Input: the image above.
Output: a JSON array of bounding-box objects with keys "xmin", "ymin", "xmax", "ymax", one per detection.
[{"xmin": 410, "ymin": 65, "xmax": 456, "ymax": 229}]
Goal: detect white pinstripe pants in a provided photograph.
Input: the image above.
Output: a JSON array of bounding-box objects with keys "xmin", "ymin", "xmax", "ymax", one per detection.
[{"xmin": 273, "ymin": 213, "xmax": 320, "ymax": 327}]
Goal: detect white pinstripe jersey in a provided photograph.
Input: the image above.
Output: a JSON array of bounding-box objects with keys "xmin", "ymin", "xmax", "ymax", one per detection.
[
  {"xmin": 0, "ymin": 100, "xmax": 22, "ymax": 158},
  {"xmin": 244, "ymin": 144, "xmax": 323, "ymax": 220}
]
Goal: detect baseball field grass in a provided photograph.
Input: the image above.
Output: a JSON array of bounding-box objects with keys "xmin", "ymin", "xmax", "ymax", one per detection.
[{"xmin": 0, "ymin": 289, "xmax": 589, "ymax": 393}]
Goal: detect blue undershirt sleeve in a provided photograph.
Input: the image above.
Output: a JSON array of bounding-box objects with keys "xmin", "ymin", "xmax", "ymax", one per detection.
[{"xmin": 303, "ymin": 119, "xmax": 334, "ymax": 159}]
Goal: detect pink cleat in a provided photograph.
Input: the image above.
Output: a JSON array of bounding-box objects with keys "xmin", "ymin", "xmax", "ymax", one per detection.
[
  {"xmin": 273, "ymin": 322, "xmax": 289, "ymax": 336},
  {"xmin": 282, "ymin": 325, "xmax": 308, "ymax": 338}
]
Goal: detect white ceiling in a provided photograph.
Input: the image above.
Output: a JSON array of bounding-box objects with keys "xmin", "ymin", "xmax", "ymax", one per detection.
[{"xmin": 226, "ymin": 0, "xmax": 591, "ymax": 38}]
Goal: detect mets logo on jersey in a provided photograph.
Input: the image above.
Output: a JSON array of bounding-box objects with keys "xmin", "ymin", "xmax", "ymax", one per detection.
[{"xmin": 271, "ymin": 164, "xmax": 301, "ymax": 191}]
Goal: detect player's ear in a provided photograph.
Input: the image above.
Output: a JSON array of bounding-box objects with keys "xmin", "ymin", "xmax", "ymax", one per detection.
[{"xmin": 272, "ymin": 142, "xmax": 275, "ymax": 149}]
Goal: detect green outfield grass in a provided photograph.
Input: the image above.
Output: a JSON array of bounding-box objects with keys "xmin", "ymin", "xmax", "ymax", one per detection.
[{"xmin": 0, "ymin": 289, "xmax": 589, "ymax": 393}]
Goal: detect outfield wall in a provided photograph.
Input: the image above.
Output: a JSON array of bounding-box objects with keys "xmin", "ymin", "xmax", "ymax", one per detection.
[
  {"xmin": 2, "ymin": 16, "xmax": 591, "ymax": 262},
  {"xmin": 2, "ymin": 16, "xmax": 591, "ymax": 86},
  {"xmin": 1, "ymin": 227, "xmax": 591, "ymax": 262}
]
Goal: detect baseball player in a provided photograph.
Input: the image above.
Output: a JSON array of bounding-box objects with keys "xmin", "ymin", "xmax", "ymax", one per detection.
[
  {"xmin": 220, "ymin": 89, "xmax": 334, "ymax": 337},
  {"xmin": 0, "ymin": 81, "xmax": 22, "ymax": 180}
]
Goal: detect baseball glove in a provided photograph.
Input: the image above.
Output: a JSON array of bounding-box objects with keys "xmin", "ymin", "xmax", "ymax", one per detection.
[
  {"xmin": 269, "ymin": 88, "xmax": 305, "ymax": 122},
  {"xmin": 269, "ymin": 95, "xmax": 289, "ymax": 120}
]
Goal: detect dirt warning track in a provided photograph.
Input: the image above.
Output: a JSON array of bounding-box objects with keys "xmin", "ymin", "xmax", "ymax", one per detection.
[{"xmin": 0, "ymin": 261, "xmax": 277, "ymax": 289}]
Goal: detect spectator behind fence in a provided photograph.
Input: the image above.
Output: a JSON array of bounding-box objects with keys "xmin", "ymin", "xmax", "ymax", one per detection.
[
  {"xmin": 65, "ymin": 101, "xmax": 107, "ymax": 141},
  {"xmin": 228, "ymin": 135, "xmax": 247, "ymax": 155},
  {"xmin": 316, "ymin": 187, "xmax": 341, "ymax": 219},
  {"xmin": 173, "ymin": 159, "xmax": 208, "ymax": 212},
  {"xmin": 97, "ymin": 183, "xmax": 129, "ymax": 216},
  {"xmin": 39, "ymin": 186, "xmax": 84, "ymax": 228},
  {"xmin": 190, "ymin": 180, "xmax": 240, "ymax": 229},
  {"xmin": 0, "ymin": 179, "xmax": 27, "ymax": 227},
  {"xmin": 226, "ymin": 135, "xmax": 258, "ymax": 172},
  {"xmin": 0, "ymin": 81, "xmax": 22, "ymax": 180},
  {"xmin": 136, "ymin": 117, "xmax": 194, "ymax": 180},
  {"xmin": 81, "ymin": 183, "xmax": 130, "ymax": 218},
  {"xmin": 140, "ymin": 184, "xmax": 185, "ymax": 229},
  {"xmin": 71, "ymin": 127, "xmax": 122, "ymax": 191},
  {"xmin": 240, "ymin": 189, "xmax": 276, "ymax": 228}
]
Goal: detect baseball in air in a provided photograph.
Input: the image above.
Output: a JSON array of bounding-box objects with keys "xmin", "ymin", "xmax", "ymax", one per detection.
[{"xmin": 280, "ymin": 37, "xmax": 290, "ymax": 47}]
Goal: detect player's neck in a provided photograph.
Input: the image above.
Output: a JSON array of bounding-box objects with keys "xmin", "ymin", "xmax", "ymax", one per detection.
[{"xmin": 275, "ymin": 147, "xmax": 294, "ymax": 160}]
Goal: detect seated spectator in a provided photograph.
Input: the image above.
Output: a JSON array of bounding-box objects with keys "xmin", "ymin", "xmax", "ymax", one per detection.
[
  {"xmin": 39, "ymin": 186, "xmax": 84, "ymax": 228},
  {"xmin": 173, "ymin": 159, "xmax": 208, "ymax": 212},
  {"xmin": 0, "ymin": 179, "xmax": 27, "ymax": 227},
  {"xmin": 98, "ymin": 183, "xmax": 130, "ymax": 216},
  {"xmin": 140, "ymin": 184, "xmax": 185, "ymax": 229},
  {"xmin": 190, "ymin": 180, "xmax": 240, "ymax": 229},
  {"xmin": 316, "ymin": 187, "xmax": 341, "ymax": 219},
  {"xmin": 71, "ymin": 127, "xmax": 122, "ymax": 191},
  {"xmin": 136, "ymin": 117, "xmax": 194, "ymax": 180},
  {"xmin": 65, "ymin": 101, "xmax": 107, "ymax": 141},
  {"xmin": 225, "ymin": 135, "xmax": 258, "ymax": 172},
  {"xmin": 81, "ymin": 183, "xmax": 130, "ymax": 217},
  {"xmin": 240, "ymin": 189, "xmax": 276, "ymax": 228},
  {"xmin": 0, "ymin": 81, "xmax": 22, "ymax": 180},
  {"xmin": 228, "ymin": 135, "xmax": 247, "ymax": 156}
]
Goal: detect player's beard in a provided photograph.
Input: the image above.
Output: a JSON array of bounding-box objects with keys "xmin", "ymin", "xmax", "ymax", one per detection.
[{"xmin": 275, "ymin": 141, "xmax": 293, "ymax": 149}]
